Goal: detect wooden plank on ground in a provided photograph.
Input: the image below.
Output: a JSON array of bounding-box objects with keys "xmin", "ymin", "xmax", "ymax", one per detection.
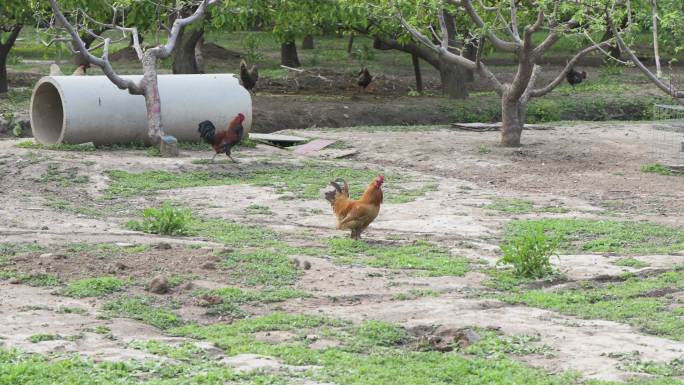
[{"xmin": 292, "ymin": 139, "xmax": 335, "ymax": 155}]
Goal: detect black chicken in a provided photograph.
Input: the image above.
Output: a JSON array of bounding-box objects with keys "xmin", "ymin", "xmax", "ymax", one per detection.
[
  {"xmin": 566, "ymin": 68, "xmax": 586, "ymax": 89},
  {"xmin": 240, "ymin": 60, "xmax": 259, "ymax": 93},
  {"xmin": 357, "ymin": 68, "xmax": 373, "ymax": 91}
]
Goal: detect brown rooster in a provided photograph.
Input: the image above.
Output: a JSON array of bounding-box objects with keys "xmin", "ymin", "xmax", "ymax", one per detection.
[
  {"xmin": 325, "ymin": 176, "xmax": 384, "ymax": 239},
  {"xmin": 357, "ymin": 67, "xmax": 373, "ymax": 92},
  {"xmin": 198, "ymin": 113, "xmax": 245, "ymax": 163},
  {"xmin": 240, "ymin": 60, "xmax": 259, "ymax": 93},
  {"xmin": 72, "ymin": 63, "xmax": 90, "ymax": 76}
]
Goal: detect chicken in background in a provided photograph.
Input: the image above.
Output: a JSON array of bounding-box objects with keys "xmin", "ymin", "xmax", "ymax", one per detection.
[
  {"xmin": 566, "ymin": 68, "xmax": 586, "ymax": 89},
  {"xmin": 357, "ymin": 67, "xmax": 373, "ymax": 92},
  {"xmin": 49, "ymin": 63, "xmax": 64, "ymax": 76},
  {"xmin": 198, "ymin": 113, "xmax": 245, "ymax": 163},
  {"xmin": 240, "ymin": 60, "xmax": 259, "ymax": 93},
  {"xmin": 72, "ymin": 63, "xmax": 90, "ymax": 76},
  {"xmin": 325, "ymin": 176, "xmax": 384, "ymax": 239}
]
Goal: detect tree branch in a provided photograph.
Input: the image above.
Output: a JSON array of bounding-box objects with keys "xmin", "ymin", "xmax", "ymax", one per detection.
[
  {"xmin": 0, "ymin": 25, "xmax": 22, "ymax": 52},
  {"xmin": 393, "ymin": 2, "xmax": 504, "ymax": 95},
  {"xmin": 149, "ymin": 0, "xmax": 219, "ymax": 58},
  {"xmin": 48, "ymin": 0, "xmax": 143, "ymax": 94},
  {"xmin": 529, "ymin": 40, "xmax": 612, "ymax": 98},
  {"xmin": 451, "ymin": 0, "xmax": 519, "ymax": 52},
  {"xmin": 609, "ymin": 15, "xmax": 684, "ymax": 100}
]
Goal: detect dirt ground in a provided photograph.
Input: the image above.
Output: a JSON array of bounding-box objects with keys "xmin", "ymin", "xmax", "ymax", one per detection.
[{"xmin": 1, "ymin": 121, "xmax": 683, "ymax": 382}]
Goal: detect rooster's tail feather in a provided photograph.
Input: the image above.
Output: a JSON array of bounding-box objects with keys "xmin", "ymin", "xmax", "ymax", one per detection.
[{"xmin": 198, "ymin": 120, "xmax": 216, "ymax": 141}]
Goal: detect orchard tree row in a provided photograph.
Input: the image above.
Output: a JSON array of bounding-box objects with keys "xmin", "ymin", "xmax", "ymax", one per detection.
[{"xmin": 1, "ymin": 0, "xmax": 683, "ymax": 146}]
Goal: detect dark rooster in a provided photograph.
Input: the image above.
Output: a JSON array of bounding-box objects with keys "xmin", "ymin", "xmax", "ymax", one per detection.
[
  {"xmin": 566, "ymin": 68, "xmax": 586, "ymax": 89},
  {"xmin": 240, "ymin": 60, "xmax": 259, "ymax": 93},
  {"xmin": 198, "ymin": 113, "xmax": 245, "ymax": 163},
  {"xmin": 357, "ymin": 68, "xmax": 373, "ymax": 92}
]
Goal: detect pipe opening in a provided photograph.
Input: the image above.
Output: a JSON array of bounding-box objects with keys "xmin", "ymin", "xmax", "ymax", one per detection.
[{"xmin": 31, "ymin": 81, "xmax": 64, "ymax": 144}]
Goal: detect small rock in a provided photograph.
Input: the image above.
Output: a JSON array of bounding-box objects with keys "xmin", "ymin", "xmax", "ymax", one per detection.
[
  {"xmin": 155, "ymin": 242, "xmax": 172, "ymax": 250},
  {"xmin": 303, "ymin": 261, "xmax": 312, "ymax": 270},
  {"xmin": 39, "ymin": 253, "xmax": 53, "ymax": 259},
  {"xmin": 148, "ymin": 276, "xmax": 169, "ymax": 294},
  {"xmin": 305, "ymin": 334, "xmax": 318, "ymax": 342},
  {"xmin": 201, "ymin": 262, "xmax": 216, "ymax": 270},
  {"xmin": 115, "ymin": 242, "xmax": 134, "ymax": 247},
  {"xmin": 115, "ymin": 261, "xmax": 128, "ymax": 270},
  {"xmin": 160, "ymin": 135, "xmax": 179, "ymax": 157},
  {"xmin": 8, "ymin": 277, "xmax": 21, "ymax": 284},
  {"xmin": 198, "ymin": 294, "xmax": 223, "ymax": 306},
  {"xmin": 41, "ymin": 226, "xmax": 49, "ymax": 230},
  {"xmin": 452, "ymin": 328, "xmax": 481, "ymax": 347}
]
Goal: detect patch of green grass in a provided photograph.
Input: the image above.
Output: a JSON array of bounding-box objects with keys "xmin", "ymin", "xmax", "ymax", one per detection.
[
  {"xmin": 65, "ymin": 243, "xmax": 149, "ymax": 258},
  {"xmin": 464, "ymin": 329, "xmax": 556, "ymax": 358},
  {"xmin": 56, "ymin": 306, "xmax": 89, "ymax": 315},
  {"xmin": 0, "ymin": 347, "xmax": 280, "ymax": 384},
  {"xmin": 498, "ymin": 223, "xmax": 560, "ymax": 279},
  {"xmin": 505, "ymin": 219, "xmax": 684, "ymax": 255},
  {"xmin": 125, "ymin": 203, "xmax": 192, "ymax": 236},
  {"xmin": 171, "ymin": 313, "xmax": 588, "ymax": 385},
  {"xmin": 61, "ymin": 277, "xmax": 125, "ymax": 298},
  {"xmin": 245, "ymin": 204, "xmax": 273, "ymax": 215},
  {"xmin": 102, "ymin": 297, "xmax": 183, "ymax": 330},
  {"xmin": 197, "ymin": 287, "xmax": 309, "ymax": 317},
  {"xmin": 44, "ymin": 197, "xmax": 104, "ymax": 218},
  {"xmin": 0, "ymin": 243, "xmax": 44, "ymax": 262},
  {"xmin": 128, "ymin": 340, "xmax": 208, "ymax": 361},
  {"xmin": 641, "ymin": 163, "xmax": 682, "ymax": 176},
  {"xmin": 613, "ymin": 257, "xmax": 651, "ymax": 268},
  {"xmin": 503, "ymin": 269, "xmax": 684, "ymax": 340},
  {"xmin": 329, "ymin": 239, "xmax": 470, "ymax": 277},
  {"xmin": 16, "ymin": 141, "xmax": 96, "ymax": 152},
  {"xmin": 37, "ymin": 164, "xmax": 89, "ymax": 186},
  {"xmin": 485, "ymin": 199, "xmax": 534, "ymax": 214},
  {"xmin": 608, "ymin": 351, "xmax": 684, "ymax": 377},
  {"xmin": 220, "ymin": 250, "xmax": 302, "ymax": 287},
  {"xmin": 104, "ymin": 163, "xmax": 434, "ymax": 203},
  {"xmin": 392, "ymin": 289, "xmax": 440, "ymax": 301},
  {"xmin": 485, "ymin": 199, "xmax": 569, "ymax": 214},
  {"xmin": 0, "ymin": 271, "xmax": 60, "ymax": 287},
  {"xmin": 28, "ymin": 334, "xmax": 61, "ymax": 343},
  {"xmin": 189, "ymin": 217, "xmax": 279, "ymax": 247},
  {"xmin": 478, "ymin": 144, "xmax": 492, "ymax": 155}
]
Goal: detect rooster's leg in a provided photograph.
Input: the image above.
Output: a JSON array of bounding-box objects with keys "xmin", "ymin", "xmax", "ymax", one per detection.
[
  {"xmin": 226, "ymin": 150, "xmax": 239, "ymax": 163},
  {"xmin": 210, "ymin": 153, "xmax": 218, "ymax": 163}
]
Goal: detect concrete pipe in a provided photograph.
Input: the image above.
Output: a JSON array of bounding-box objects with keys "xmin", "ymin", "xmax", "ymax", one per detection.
[{"xmin": 30, "ymin": 74, "xmax": 252, "ymax": 145}]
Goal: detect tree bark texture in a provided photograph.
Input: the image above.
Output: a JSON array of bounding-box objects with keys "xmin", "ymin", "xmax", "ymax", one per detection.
[
  {"xmin": 172, "ymin": 27, "xmax": 204, "ymax": 74},
  {"xmin": 281, "ymin": 41, "xmax": 301, "ymax": 67}
]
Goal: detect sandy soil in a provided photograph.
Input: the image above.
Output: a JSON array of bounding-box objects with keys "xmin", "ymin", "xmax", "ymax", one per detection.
[{"xmin": 0, "ymin": 121, "xmax": 683, "ymax": 381}]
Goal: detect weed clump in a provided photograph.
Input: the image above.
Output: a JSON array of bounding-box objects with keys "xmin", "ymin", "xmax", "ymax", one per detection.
[{"xmin": 498, "ymin": 223, "xmax": 559, "ymax": 279}]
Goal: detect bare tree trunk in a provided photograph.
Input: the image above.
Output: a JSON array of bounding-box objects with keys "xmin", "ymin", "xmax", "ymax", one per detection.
[
  {"xmin": 501, "ymin": 95, "xmax": 525, "ymax": 147},
  {"xmin": 463, "ymin": 41, "xmax": 476, "ymax": 82},
  {"xmin": 440, "ymin": 61, "xmax": 468, "ymax": 99},
  {"xmin": 411, "ymin": 53, "xmax": 423, "ymax": 93},
  {"xmin": 281, "ymin": 41, "xmax": 301, "ymax": 67},
  {"xmin": 372, "ymin": 35, "xmax": 468, "ymax": 99},
  {"xmin": 172, "ymin": 27, "xmax": 204, "ymax": 74},
  {"xmin": 302, "ymin": 35, "xmax": 314, "ymax": 50},
  {"xmin": 0, "ymin": 49, "xmax": 8, "ymax": 94},
  {"xmin": 651, "ymin": 0, "xmax": 662, "ymax": 78},
  {"xmin": 0, "ymin": 25, "xmax": 21, "ymax": 94},
  {"xmin": 195, "ymin": 35, "xmax": 205, "ymax": 73},
  {"xmin": 347, "ymin": 34, "xmax": 355, "ymax": 54},
  {"xmin": 141, "ymin": 52, "xmax": 163, "ymax": 141}
]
